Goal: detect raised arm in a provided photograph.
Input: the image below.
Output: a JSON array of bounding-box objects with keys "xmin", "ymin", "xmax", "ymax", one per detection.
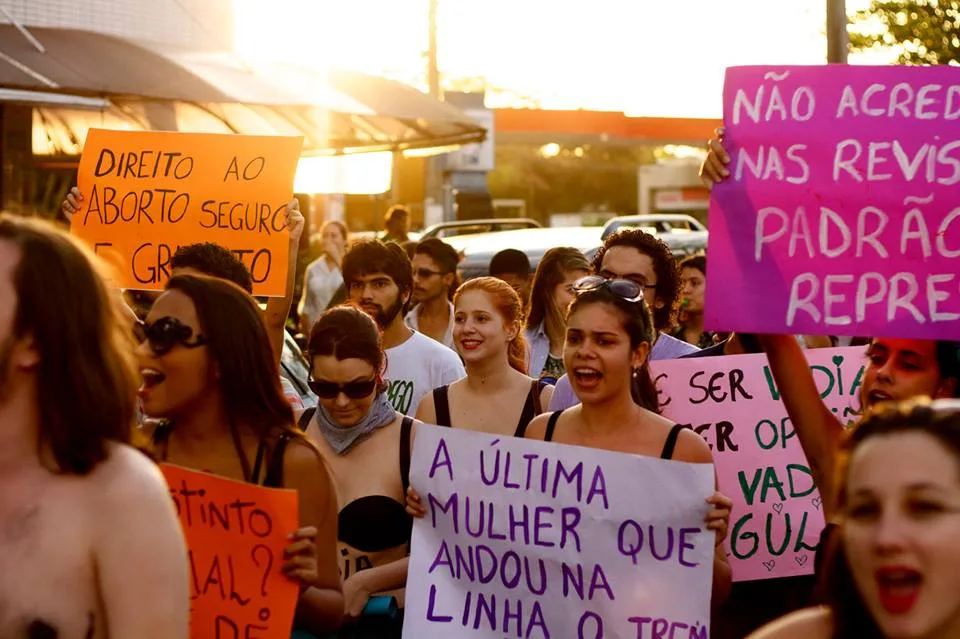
[
  {"xmin": 758, "ymin": 334, "xmax": 845, "ymax": 519},
  {"xmin": 94, "ymin": 446, "xmax": 189, "ymax": 639},
  {"xmin": 265, "ymin": 199, "xmax": 305, "ymax": 365},
  {"xmin": 283, "ymin": 440, "xmax": 345, "ymax": 635}
]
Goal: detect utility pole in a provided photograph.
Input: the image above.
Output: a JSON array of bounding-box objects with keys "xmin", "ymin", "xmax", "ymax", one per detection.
[
  {"xmin": 826, "ymin": 0, "xmax": 849, "ymax": 63},
  {"xmin": 423, "ymin": 0, "xmax": 450, "ymax": 222},
  {"xmin": 428, "ymin": 0, "xmax": 440, "ymax": 99}
]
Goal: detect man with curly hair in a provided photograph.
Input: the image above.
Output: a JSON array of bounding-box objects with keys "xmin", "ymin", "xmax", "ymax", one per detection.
[{"xmin": 547, "ymin": 228, "xmax": 698, "ymax": 411}]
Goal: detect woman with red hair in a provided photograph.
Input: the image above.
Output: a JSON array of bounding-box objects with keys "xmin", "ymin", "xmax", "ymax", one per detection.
[{"xmin": 415, "ymin": 276, "xmax": 553, "ymax": 436}]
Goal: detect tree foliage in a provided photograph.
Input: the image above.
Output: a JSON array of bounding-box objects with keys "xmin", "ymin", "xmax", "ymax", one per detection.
[
  {"xmin": 488, "ymin": 143, "xmax": 656, "ymax": 222},
  {"xmin": 849, "ymin": 0, "xmax": 960, "ymax": 65}
]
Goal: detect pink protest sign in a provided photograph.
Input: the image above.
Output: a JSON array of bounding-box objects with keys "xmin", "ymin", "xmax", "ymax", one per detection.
[
  {"xmin": 651, "ymin": 347, "xmax": 865, "ymax": 581},
  {"xmin": 705, "ymin": 65, "xmax": 960, "ymax": 339}
]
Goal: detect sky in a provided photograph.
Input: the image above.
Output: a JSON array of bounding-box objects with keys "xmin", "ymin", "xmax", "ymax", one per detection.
[{"xmin": 233, "ymin": 0, "xmax": 894, "ymax": 118}]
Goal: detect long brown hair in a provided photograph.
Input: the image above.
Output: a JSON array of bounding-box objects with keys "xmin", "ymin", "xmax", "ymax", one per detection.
[
  {"xmin": 0, "ymin": 214, "xmax": 139, "ymax": 474},
  {"xmin": 525, "ymin": 247, "xmax": 591, "ymax": 341},
  {"xmin": 455, "ymin": 276, "xmax": 528, "ymax": 374},
  {"xmin": 823, "ymin": 399, "xmax": 960, "ymax": 638},
  {"xmin": 163, "ymin": 274, "xmax": 307, "ymax": 480}
]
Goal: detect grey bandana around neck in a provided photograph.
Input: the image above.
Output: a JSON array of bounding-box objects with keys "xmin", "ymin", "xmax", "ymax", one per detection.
[{"xmin": 315, "ymin": 392, "xmax": 397, "ymax": 454}]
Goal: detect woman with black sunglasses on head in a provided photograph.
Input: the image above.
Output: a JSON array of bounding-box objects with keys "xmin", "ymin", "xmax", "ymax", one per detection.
[
  {"xmin": 136, "ymin": 274, "xmax": 344, "ymax": 637},
  {"xmin": 521, "ymin": 276, "xmax": 734, "ymax": 610},
  {"xmin": 301, "ymin": 305, "xmax": 419, "ymax": 639}
]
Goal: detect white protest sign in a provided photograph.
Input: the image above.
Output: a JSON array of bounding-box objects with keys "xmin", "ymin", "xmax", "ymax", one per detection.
[{"xmin": 403, "ymin": 425, "xmax": 716, "ymax": 639}]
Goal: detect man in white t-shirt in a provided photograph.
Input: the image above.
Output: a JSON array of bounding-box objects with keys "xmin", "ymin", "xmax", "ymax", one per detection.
[
  {"xmin": 343, "ymin": 239, "xmax": 464, "ymax": 415},
  {"xmin": 405, "ymin": 238, "xmax": 459, "ymax": 350}
]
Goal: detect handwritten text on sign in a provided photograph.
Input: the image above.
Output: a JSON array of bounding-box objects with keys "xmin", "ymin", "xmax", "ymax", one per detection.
[
  {"xmin": 160, "ymin": 464, "xmax": 300, "ymax": 639},
  {"xmin": 705, "ymin": 65, "xmax": 960, "ymax": 339},
  {"xmin": 404, "ymin": 425, "xmax": 715, "ymax": 639},
  {"xmin": 651, "ymin": 347, "xmax": 864, "ymax": 581},
  {"xmin": 73, "ymin": 129, "xmax": 303, "ymax": 296}
]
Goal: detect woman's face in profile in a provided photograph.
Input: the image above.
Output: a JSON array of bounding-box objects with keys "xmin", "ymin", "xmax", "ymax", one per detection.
[{"xmin": 843, "ymin": 430, "xmax": 960, "ymax": 638}]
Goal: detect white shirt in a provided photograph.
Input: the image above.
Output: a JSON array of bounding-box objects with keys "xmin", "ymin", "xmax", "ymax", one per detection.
[
  {"xmin": 404, "ymin": 301, "xmax": 456, "ymax": 350},
  {"xmin": 299, "ymin": 256, "xmax": 343, "ymax": 332},
  {"xmin": 384, "ymin": 330, "xmax": 465, "ymax": 415}
]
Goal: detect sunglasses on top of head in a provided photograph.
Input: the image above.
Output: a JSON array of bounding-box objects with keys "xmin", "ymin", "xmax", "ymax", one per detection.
[
  {"xmin": 134, "ymin": 316, "xmax": 207, "ymax": 356},
  {"xmin": 308, "ymin": 378, "xmax": 378, "ymax": 399},
  {"xmin": 572, "ymin": 275, "xmax": 645, "ymax": 303}
]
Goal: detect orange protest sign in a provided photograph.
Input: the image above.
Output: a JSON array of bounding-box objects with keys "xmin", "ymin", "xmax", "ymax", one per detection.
[
  {"xmin": 160, "ymin": 463, "xmax": 300, "ymax": 639},
  {"xmin": 72, "ymin": 129, "xmax": 303, "ymax": 296}
]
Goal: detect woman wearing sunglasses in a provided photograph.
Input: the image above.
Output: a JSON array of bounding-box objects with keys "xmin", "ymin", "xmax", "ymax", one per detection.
[
  {"xmin": 415, "ymin": 276, "xmax": 553, "ymax": 436},
  {"xmin": 302, "ymin": 306, "xmax": 417, "ymax": 638},
  {"xmin": 136, "ymin": 274, "xmax": 344, "ymax": 636},
  {"xmin": 522, "ymin": 276, "xmax": 733, "ymax": 607}
]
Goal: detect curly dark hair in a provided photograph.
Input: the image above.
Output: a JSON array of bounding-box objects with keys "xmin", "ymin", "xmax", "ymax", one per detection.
[
  {"xmin": 591, "ymin": 229, "xmax": 680, "ymax": 332},
  {"xmin": 171, "ymin": 242, "xmax": 253, "ymax": 294}
]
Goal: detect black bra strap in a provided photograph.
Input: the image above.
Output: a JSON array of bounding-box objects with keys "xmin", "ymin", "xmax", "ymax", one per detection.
[
  {"xmin": 251, "ymin": 438, "xmax": 268, "ymax": 484},
  {"xmin": 400, "ymin": 416, "xmax": 414, "ymax": 494},
  {"xmin": 151, "ymin": 421, "xmax": 173, "ymax": 461},
  {"xmin": 661, "ymin": 423, "xmax": 686, "ymax": 460},
  {"xmin": 544, "ymin": 410, "xmax": 563, "ymax": 442},
  {"xmin": 297, "ymin": 406, "xmax": 316, "ymax": 431},
  {"xmin": 433, "ymin": 386, "xmax": 452, "ymax": 427},
  {"xmin": 263, "ymin": 433, "xmax": 292, "ymax": 488}
]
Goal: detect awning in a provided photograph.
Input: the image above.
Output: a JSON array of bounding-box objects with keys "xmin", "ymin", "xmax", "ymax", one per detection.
[{"xmin": 0, "ymin": 25, "xmax": 486, "ymax": 154}]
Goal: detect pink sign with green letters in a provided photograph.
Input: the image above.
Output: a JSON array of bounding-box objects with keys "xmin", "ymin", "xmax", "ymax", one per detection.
[{"xmin": 651, "ymin": 347, "xmax": 865, "ymax": 581}]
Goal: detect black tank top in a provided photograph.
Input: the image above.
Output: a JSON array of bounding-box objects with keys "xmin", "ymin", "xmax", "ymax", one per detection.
[
  {"xmin": 151, "ymin": 422, "xmax": 291, "ymax": 488},
  {"xmin": 431, "ymin": 379, "xmax": 544, "ymax": 437},
  {"xmin": 516, "ymin": 411, "xmax": 687, "ymax": 460}
]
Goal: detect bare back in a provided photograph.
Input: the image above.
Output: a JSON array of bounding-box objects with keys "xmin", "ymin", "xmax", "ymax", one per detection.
[{"xmin": 0, "ymin": 444, "xmax": 188, "ymax": 639}]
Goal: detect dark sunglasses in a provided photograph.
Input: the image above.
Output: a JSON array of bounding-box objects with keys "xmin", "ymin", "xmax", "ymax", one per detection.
[
  {"xmin": 415, "ymin": 267, "xmax": 445, "ymax": 279},
  {"xmin": 308, "ymin": 378, "xmax": 378, "ymax": 399},
  {"xmin": 135, "ymin": 316, "xmax": 207, "ymax": 356},
  {"xmin": 572, "ymin": 275, "xmax": 645, "ymax": 303}
]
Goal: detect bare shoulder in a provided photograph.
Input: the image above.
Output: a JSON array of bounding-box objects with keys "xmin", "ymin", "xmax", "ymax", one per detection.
[
  {"xmin": 416, "ymin": 388, "xmax": 438, "ymax": 424},
  {"xmin": 89, "ymin": 442, "xmax": 169, "ymax": 503},
  {"xmin": 282, "ymin": 435, "xmax": 328, "ymax": 478},
  {"xmin": 539, "ymin": 383, "xmax": 554, "ymax": 409},
  {"xmin": 523, "ymin": 412, "xmax": 552, "ymax": 440},
  {"xmin": 748, "ymin": 607, "xmax": 832, "ymax": 639},
  {"xmin": 662, "ymin": 417, "xmax": 713, "ymax": 464}
]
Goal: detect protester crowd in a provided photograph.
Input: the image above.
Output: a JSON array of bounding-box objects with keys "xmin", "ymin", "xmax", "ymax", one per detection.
[{"xmin": 2, "ymin": 124, "xmax": 958, "ymax": 639}]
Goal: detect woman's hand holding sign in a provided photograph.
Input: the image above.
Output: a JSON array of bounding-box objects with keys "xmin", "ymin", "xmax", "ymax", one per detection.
[
  {"xmin": 705, "ymin": 492, "xmax": 733, "ymax": 546},
  {"xmin": 699, "ymin": 128, "xmax": 730, "ymax": 189},
  {"xmin": 405, "ymin": 486, "xmax": 427, "ymax": 519},
  {"xmin": 283, "ymin": 526, "xmax": 320, "ymax": 591},
  {"xmin": 62, "ymin": 186, "xmax": 83, "ymax": 223},
  {"xmin": 282, "ymin": 198, "xmax": 305, "ymax": 247}
]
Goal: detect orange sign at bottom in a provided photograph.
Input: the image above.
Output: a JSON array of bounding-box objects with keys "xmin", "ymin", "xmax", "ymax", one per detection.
[{"xmin": 161, "ymin": 464, "xmax": 300, "ymax": 639}]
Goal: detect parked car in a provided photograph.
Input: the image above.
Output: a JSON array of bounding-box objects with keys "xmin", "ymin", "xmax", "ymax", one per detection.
[
  {"xmin": 347, "ymin": 230, "xmax": 421, "ymax": 243},
  {"xmin": 444, "ymin": 226, "xmax": 604, "ymax": 280},
  {"xmin": 419, "ymin": 218, "xmax": 541, "ymax": 240},
  {"xmin": 601, "ymin": 214, "xmax": 708, "ymax": 256}
]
